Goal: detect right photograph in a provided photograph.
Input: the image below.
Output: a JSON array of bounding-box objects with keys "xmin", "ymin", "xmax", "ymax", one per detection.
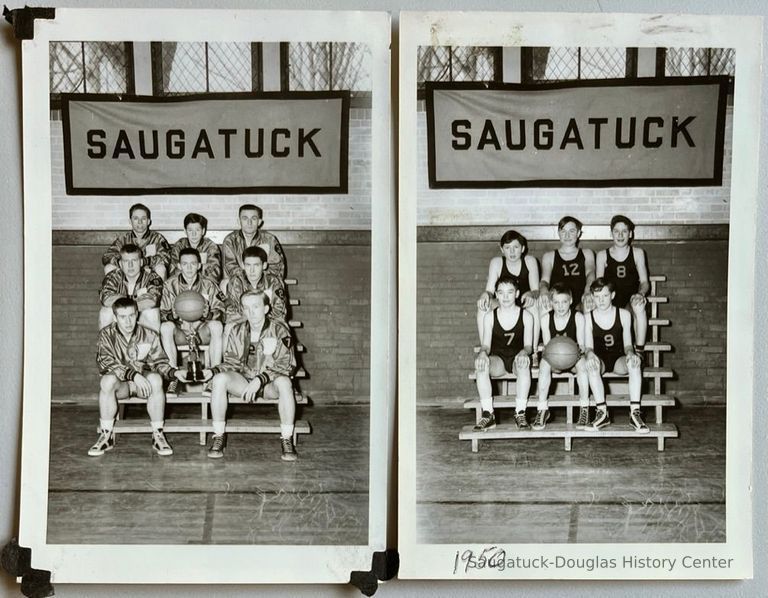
[{"xmin": 414, "ymin": 45, "xmax": 733, "ymax": 545}]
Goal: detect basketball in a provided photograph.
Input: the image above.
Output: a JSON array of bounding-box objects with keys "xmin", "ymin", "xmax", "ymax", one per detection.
[
  {"xmin": 542, "ymin": 336, "xmax": 580, "ymax": 371},
  {"xmin": 174, "ymin": 290, "xmax": 206, "ymax": 322}
]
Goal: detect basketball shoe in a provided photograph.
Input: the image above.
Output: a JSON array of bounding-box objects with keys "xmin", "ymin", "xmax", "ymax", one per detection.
[
  {"xmin": 473, "ymin": 411, "xmax": 496, "ymax": 431},
  {"xmin": 88, "ymin": 429, "xmax": 115, "ymax": 456},
  {"xmin": 591, "ymin": 406, "xmax": 610, "ymax": 430},
  {"xmin": 531, "ymin": 409, "xmax": 551, "ymax": 431},
  {"xmin": 514, "ymin": 411, "xmax": 530, "ymax": 430},
  {"xmin": 630, "ymin": 409, "xmax": 650, "ymax": 434},
  {"xmin": 208, "ymin": 434, "xmax": 226, "ymax": 459},
  {"xmin": 281, "ymin": 437, "xmax": 298, "ymax": 462}
]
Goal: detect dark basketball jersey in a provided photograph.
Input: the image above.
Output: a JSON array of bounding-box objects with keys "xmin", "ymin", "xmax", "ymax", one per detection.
[
  {"xmin": 591, "ymin": 307, "xmax": 624, "ymax": 364},
  {"xmin": 549, "ymin": 310, "xmax": 577, "ymax": 343},
  {"xmin": 604, "ymin": 247, "xmax": 640, "ymax": 307},
  {"xmin": 500, "ymin": 258, "xmax": 531, "ymax": 296},
  {"xmin": 550, "ymin": 249, "xmax": 587, "ymax": 300},
  {"xmin": 490, "ymin": 308, "xmax": 525, "ymax": 359}
]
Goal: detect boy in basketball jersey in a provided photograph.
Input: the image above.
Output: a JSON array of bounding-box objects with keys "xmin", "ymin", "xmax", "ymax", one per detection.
[
  {"xmin": 221, "ymin": 204, "xmax": 286, "ymax": 292},
  {"xmin": 477, "ymin": 230, "xmax": 540, "ymax": 346},
  {"xmin": 103, "ymin": 203, "xmax": 171, "ymax": 281},
  {"xmin": 91, "ymin": 297, "xmax": 186, "ymax": 457},
  {"xmin": 534, "ymin": 283, "xmax": 590, "ymax": 430},
  {"xmin": 584, "ymin": 278, "xmax": 648, "ymax": 433},
  {"xmin": 595, "ymin": 215, "xmax": 650, "ymax": 352},
  {"xmin": 539, "ymin": 216, "xmax": 596, "ymax": 314},
  {"xmin": 159, "ymin": 248, "xmax": 225, "ymax": 393},
  {"xmin": 170, "ymin": 213, "xmax": 222, "ymax": 284},
  {"xmin": 206, "ymin": 290, "xmax": 298, "ymax": 461},
  {"xmin": 99, "ymin": 244, "xmax": 162, "ymax": 333},
  {"xmin": 474, "ymin": 276, "xmax": 534, "ymax": 431}
]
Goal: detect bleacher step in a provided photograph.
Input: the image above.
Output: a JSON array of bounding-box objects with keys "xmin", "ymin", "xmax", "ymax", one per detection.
[
  {"xmin": 469, "ymin": 367, "xmax": 673, "ymax": 381},
  {"xmin": 459, "ymin": 422, "xmax": 678, "ymax": 440},
  {"xmin": 462, "ymin": 394, "xmax": 675, "ymax": 410},
  {"xmin": 113, "ymin": 418, "xmax": 311, "ymax": 435}
]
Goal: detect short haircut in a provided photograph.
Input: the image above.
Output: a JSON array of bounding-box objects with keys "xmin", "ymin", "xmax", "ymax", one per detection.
[
  {"xmin": 590, "ymin": 277, "xmax": 615, "ymax": 294},
  {"xmin": 495, "ymin": 275, "xmax": 519, "ymax": 292},
  {"xmin": 183, "ymin": 212, "xmax": 208, "ymax": 230},
  {"xmin": 499, "ymin": 229, "xmax": 528, "ymax": 253},
  {"xmin": 240, "ymin": 289, "xmax": 270, "ymax": 308},
  {"xmin": 558, "ymin": 215, "xmax": 583, "ymax": 231},
  {"xmin": 178, "ymin": 247, "xmax": 201, "ymax": 262},
  {"xmin": 610, "ymin": 214, "xmax": 635, "ymax": 233},
  {"xmin": 129, "ymin": 203, "xmax": 151, "ymax": 219},
  {"xmin": 238, "ymin": 204, "xmax": 263, "ymax": 218},
  {"xmin": 112, "ymin": 296, "xmax": 138, "ymax": 315},
  {"xmin": 550, "ymin": 282, "xmax": 573, "ymax": 297},
  {"xmin": 242, "ymin": 246, "xmax": 268, "ymax": 263},
  {"xmin": 120, "ymin": 243, "xmax": 143, "ymax": 258}
]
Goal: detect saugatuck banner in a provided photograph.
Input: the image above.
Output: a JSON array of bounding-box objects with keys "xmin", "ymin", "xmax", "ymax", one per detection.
[
  {"xmin": 62, "ymin": 92, "xmax": 350, "ymax": 195},
  {"xmin": 425, "ymin": 78, "xmax": 728, "ymax": 188}
]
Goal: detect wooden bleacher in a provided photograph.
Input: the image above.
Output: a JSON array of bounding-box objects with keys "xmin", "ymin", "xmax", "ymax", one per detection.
[
  {"xmin": 115, "ymin": 276, "xmax": 311, "ymax": 446},
  {"xmin": 461, "ymin": 275, "xmax": 678, "ymax": 452}
]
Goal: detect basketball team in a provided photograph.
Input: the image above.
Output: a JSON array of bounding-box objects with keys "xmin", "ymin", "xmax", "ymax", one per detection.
[
  {"xmin": 92, "ymin": 202, "xmax": 298, "ymax": 461},
  {"xmin": 474, "ymin": 215, "xmax": 650, "ymax": 434}
]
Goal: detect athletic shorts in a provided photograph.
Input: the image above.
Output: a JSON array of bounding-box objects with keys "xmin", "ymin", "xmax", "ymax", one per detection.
[{"xmin": 600, "ymin": 352, "xmax": 623, "ymax": 373}]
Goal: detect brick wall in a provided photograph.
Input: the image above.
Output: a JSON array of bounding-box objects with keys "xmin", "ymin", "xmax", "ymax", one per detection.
[
  {"xmin": 416, "ymin": 107, "xmax": 733, "ymax": 225},
  {"xmin": 52, "ymin": 243, "xmax": 371, "ymax": 403},
  {"xmin": 50, "ymin": 109, "xmax": 372, "ymax": 230},
  {"xmin": 416, "ymin": 239, "xmax": 728, "ymax": 406}
]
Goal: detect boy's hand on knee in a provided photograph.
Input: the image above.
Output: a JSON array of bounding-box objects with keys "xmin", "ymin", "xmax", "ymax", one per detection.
[
  {"xmin": 475, "ymin": 352, "xmax": 489, "ymax": 372},
  {"xmin": 133, "ymin": 373, "xmax": 151, "ymax": 398},
  {"xmin": 515, "ymin": 350, "xmax": 530, "ymax": 370},
  {"xmin": 626, "ymin": 353, "xmax": 641, "ymax": 369},
  {"xmin": 630, "ymin": 293, "xmax": 647, "ymax": 309},
  {"xmin": 585, "ymin": 352, "xmax": 600, "ymax": 372},
  {"xmin": 173, "ymin": 370, "xmax": 187, "ymax": 383},
  {"xmin": 201, "ymin": 368, "xmax": 213, "ymax": 381},
  {"xmin": 477, "ymin": 292, "xmax": 491, "ymax": 311},
  {"xmin": 521, "ymin": 293, "xmax": 536, "ymax": 309},
  {"xmin": 581, "ymin": 292, "xmax": 595, "ymax": 312},
  {"xmin": 241, "ymin": 378, "xmax": 262, "ymax": 403}
]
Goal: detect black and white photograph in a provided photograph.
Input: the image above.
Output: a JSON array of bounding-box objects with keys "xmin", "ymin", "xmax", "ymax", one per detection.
[
  {"xmin": 16, "ymin": 8, "xmax": 394, "ymax": 584},
  {"xmin": 399, "ymin": 11, "xmax": 759, "ymax": 580}
]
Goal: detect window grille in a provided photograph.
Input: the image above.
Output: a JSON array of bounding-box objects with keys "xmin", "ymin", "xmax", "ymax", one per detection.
[
  {"xmin": 417, "ymin": 46, "xmax": 501, "ymax": 88},
  {"xmin": 152, "ymin": 42, "xmax": 262, "ymax": 95},
  {"xmin": 524, "ymin": 47, "xmax": 635, "ymax": 82},
  {"xmin": 49, "ymin": 41, "xmax": 133, "ymax": 95},
  {"xmin": 663, "ymin": 48, "xmax": 735, "ymax": 77},
  {"xmin": 282, "ymin": 42, "xmax": 371, "ymax": 95}
]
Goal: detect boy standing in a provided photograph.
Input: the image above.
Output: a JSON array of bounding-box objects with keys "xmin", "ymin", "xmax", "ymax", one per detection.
[
  {"xmin": 221, "ymin": 204, "xmax": 286, "ymax": 290},
  {"xmin": 534, "ymin": 283, "xmax": 590, "ymax": 430},
  {"xmin": 99, "ymin": 244, "xmax": 162, "ymax": 333},
  {"xmin": 539, "ymin": 216, "xmax": 596, "ymax": 313},
  {"xmin": 103, "ymin": 203, "xmax": 171, "ymax": 280},
  {"xmin": 160, "ymin": 248, "xmax": 225, "ymax": 392},
  {"xmin": 584, "ymin": 278, "xmax": 648, "ymax": 433},
  {"xmin": 91, "ymin": 297, "xmax": 184, "ymax": 457},
  {"xmin": 170, "ymin": 213, "xmax": 222, "ymax": 284},
  {"xmin": 206, "ymin": 290, "xmax": 298, "ymax": 461},
  {"xmin": 474, "ymin": 276, "xmax": 534, "ymax": 431},
  {"xmin": 595, "ymin": 215, "xmax": 650, "ymax": 351}
]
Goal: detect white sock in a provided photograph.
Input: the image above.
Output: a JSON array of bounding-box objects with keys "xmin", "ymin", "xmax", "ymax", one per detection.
[
  {"xmin": 536, "ymin": 398, "xmax": 547, "ymax": 411},
  {"xmin": 100, "ymin": 419, "xmax": 114, "ymax": 432},
  {"xmin": 213, "ymin": 421, "xmax": 226, "ymax": 436},
  {"xmin": 515, "ymin": 397, "xmax": 527, "ymax": 413},
  {"xmin": 280, "ymin": 424, "xmax": 294, "ymax": 439},
  {"xmin": 150, "ymin": 420, "xmax": 164, "ymax": 432},
  {"xmin": 480, "ymin": 397, "xmax": 494, "ymax": 413}
]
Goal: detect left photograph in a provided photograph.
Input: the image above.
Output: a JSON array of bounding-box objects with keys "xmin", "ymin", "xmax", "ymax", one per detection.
[{"xmin": 20, "ymin": 9, "xmax": 393, "ymax": 585}]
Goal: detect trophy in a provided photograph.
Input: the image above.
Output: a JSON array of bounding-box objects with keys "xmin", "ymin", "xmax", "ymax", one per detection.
[{"xmin": 185, "ymin": 331, "xmax": 206, "ymax": 382}]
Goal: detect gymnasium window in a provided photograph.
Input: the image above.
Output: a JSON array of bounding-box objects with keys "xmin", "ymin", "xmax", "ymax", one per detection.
[
  {"xmin": 151, "ymin": 42, "xmax": 263, "ymax": 95},
  {"xmin": 49, "ymin": 41, "xmax": 134, "ymax": 108},
  {"xmin": 280, "ymin": 42, "xmax": 371, "ymax": 105},
  {"xmin": 658, "ymin": 47, "xmax": 735, "ymax": 77},
  {"xmin": 417, "ymin": 45, "xmax": 502, "ymax": 96},
  {"xmin": 521, "ymin": 47, "xmax": 638, "ymax": 82}
]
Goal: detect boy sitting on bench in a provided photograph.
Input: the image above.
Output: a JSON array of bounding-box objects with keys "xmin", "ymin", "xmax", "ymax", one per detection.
[
  {"xmin": 584, "ymin": 278, "xmax": 648, "ymax": 433},
  {"xmin": 474, "ymin": 276, "xmax": 534, "ymax": 431},
  {"xmin": 206, "ymin": 290, "xmax": 298, "ymax": 461},
  {"xmin": 91, "ymin": 297, "xmax": 184, "ymax": 457},
  {"xmin": 534, "ymin": 283, "xmax": 590, "ymax": 431}
]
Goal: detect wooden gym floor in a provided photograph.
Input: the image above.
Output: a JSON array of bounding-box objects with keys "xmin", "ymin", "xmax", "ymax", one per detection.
[
  {"xmin": 416, "ymin": 405, "xmax": 725, "ymax": 544},
  {"xmin": 46, "ymin": 404, "xmax": 369, "ymax": 545}
]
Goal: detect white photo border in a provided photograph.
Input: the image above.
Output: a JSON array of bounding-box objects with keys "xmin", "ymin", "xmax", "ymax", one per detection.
[
  {"xmin": 19, "ymin": 8, "xmax": 394, "ymax": 584},
  {"xmin": 398, "ymin": 11, "xmax": 760, "ymax": 580}
]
